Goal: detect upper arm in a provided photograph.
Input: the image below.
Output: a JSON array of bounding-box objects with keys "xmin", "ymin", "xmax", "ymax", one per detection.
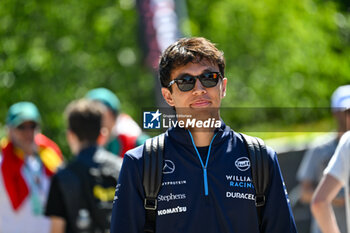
[
  {"xmin": 312, "ymin": 174, "xmax": 343, "ymax": 204},
  {"xmin": 311, "ymin": 174, "xmax": 343, "ymax": 233},
  {"xmin": 50, "ymin": 216, "xmax": 66, "ymax": 233},
  {"xmin": 324, "ymin": 133, "xmax": 350, "ymax": 186}
]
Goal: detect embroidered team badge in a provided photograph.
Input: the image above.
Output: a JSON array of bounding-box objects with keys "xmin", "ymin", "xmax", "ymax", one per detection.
[{"xmin": 235, "ymin": 157, "xmax": 250, "ymax": 171}]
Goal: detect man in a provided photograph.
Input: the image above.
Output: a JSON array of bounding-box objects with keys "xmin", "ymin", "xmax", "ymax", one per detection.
[
  {"xmin": 110, "ymin": 37, "xmax": 297, "ymax": 233},
  {"xmin": 45, "ymin": 99, "xmax": 123, "ymax": 233},
  {"xmin": 0, "ymin": 101, "xmax": 63, "ymax": 233},
  {"xmin": 311, "ymin": 130, "xmax": 350, "ymax": 233},
  {"xmin": 86, "ymin": 87, "xmax": 149, "ymax": 157},
  {"xmin": 297, "ymin": 85, "xmax": 350, "ymax": 233}
]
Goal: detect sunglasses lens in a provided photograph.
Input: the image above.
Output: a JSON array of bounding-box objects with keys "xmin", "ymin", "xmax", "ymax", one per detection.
[
  {"xmin": 177, "ymin": 75, "xmax": 196, "ymax": 92},
  {"xmin": 174, "ymin": 72, "xmax": 220, "ymax": 92},
  {"xmin": 200, "ymin": 73, "xmax": 219, "ymax": 88},
  {"xmin": 17, "ymin": 123, "xmax": 37, "ymax": 131}
]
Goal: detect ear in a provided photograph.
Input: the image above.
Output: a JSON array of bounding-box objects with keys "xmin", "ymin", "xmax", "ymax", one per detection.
[
  {"xmin": 161, "ymin": 88, "xmax": 175, "ymax": 106},
  {"xmin": 97, "ymin": 127, "xmax": 109, "ymax": 146},
  {"xmin": 66, "ymin": 130, "xmax": 77, "ymax": 146},
  {"xmin": 221, "ymin": 78, "xmax": 227, "ymax": 98},
  {"xmin": 66, "ymin": 130, "xmax": 79, "ymax": 154}
]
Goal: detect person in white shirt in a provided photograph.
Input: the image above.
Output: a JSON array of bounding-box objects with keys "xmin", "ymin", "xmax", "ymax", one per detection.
[
  {"xmin": 0, "ymin": 102, "xmax": 63, "ymax": 233},
  {"xmin": 312, "ymin": 130, "xmax": 350, "ymax": 233},
  {"xmin": 298, "ymin": 85, "xmax": 350, "ymax": 233}
]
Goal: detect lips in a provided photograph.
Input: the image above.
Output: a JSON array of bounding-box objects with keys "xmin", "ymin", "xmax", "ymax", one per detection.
[{"xmin": 190, "ymin": 99, "xmax": 211, "ymax": 108}]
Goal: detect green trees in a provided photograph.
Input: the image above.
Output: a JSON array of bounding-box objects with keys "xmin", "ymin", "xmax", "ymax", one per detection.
[
  {"xmin": 186, "ymin": 0, "xmax": 350, "ymax": 130},
  {"xmin": 0, "ymin": 0, "xmax": 154, "ymax": 153}
]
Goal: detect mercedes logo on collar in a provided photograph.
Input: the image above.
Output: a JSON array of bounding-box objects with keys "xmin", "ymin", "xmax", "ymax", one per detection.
[{"xmin": 163, "ymin": 160, "xmax": 175, "ymax": 174}]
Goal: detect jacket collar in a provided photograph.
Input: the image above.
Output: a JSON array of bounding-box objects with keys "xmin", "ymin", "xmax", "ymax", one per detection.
[
  {"xmin": 75, "ymin": 145, "xmax": 99, "ymax": 167},
  {"xmin": 166, "ymin": 120, "xmax": 232, "ymax": 147}
]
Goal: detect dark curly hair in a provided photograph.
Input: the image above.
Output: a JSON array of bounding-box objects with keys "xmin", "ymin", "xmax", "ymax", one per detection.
[{"xmin": 158, "ymin": 37, "xmax": 225, "ymax": 91}]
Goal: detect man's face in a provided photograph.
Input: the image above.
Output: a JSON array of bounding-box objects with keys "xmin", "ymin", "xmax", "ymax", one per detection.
[
  {"xmin": 9, "ymin": 121, "xmax": 37, "ymax": 154},
  {"xmin": 161, "ymin": 60, "xmax": 227, "ymax": 118}
]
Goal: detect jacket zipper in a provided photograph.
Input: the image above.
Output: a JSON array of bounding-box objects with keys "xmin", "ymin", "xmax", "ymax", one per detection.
[{"xmin": 188, "ymin": 131, "xmax": 217, "ymax": 196}]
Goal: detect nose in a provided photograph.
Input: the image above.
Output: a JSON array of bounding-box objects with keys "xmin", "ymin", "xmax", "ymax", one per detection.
[
  {"xmin": 23, "ymin": 129, "xmax": 35, "ymax": 139},
  {"xmin": 192, "ymin": 78, "xmax": 206, "ymax": 95}
]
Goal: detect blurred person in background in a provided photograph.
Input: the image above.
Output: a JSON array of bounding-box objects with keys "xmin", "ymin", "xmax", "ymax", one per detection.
[
  {"xmin": 85, "ymin": 87, "xmax": 149, "ymax": 157},
  {"xmin": 296, "ymin": 85, "xmax": 350, "ymax": 233},
  {"xmin": 0, "ymin": 101, "xmax": 63, "ymax": 233},
  {"xmin": 45, "ymin": 99, "xmax": 123, "ymax": 233},
  {"xmin": 311, "ymin": 130, "xmax": 350, "ymax": 233}
]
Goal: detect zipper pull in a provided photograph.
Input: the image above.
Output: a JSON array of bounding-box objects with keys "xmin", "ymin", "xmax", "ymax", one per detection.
[{"xmin": 203, "ymin": 167, "xmax": 208, "ymax": 196}]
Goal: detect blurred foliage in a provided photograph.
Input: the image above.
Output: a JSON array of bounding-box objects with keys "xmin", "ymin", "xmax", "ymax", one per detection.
[
  {"xmin": 185, "ymin": 0, "xmax": 350, "ymax": 128},
  {"xmin": 0, "ymin": 0, "xmax": 349, "ymax": 155},
  {"xmin": 0, "ymin": 0, "xmax": 154, "ymax": 155}
]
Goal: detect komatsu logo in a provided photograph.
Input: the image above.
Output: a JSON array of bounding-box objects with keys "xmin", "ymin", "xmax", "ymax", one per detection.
[
  {"xmin": 157, "ymin": 206, "xmax": 187, "ymax": 216},
  {"xmin": 235, "ymin": 157, "xmax": 250, "ymax": 171}
]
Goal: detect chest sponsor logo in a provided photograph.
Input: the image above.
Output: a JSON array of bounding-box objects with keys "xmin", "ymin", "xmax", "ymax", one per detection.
[
  {"xmin": 226, "ymin": 192, "xmax": 255, "ymax": 201},
  {"xmin": 162, "ymin": 180, "xmax": 186, "ymax": 186},
  {"xmin": 158, "ymin": 193, "xmax": 186, "ymax": 202},
  {"xmin": 158, "ymin": 206, "xmax": 187, "ymax": 216},
  {"xmin": 235, "ymin": 157, "xmax": 250, "ymax": 171},
  {"xmin": 163, "ymin": 160, "xmax": 175, "ymax": 174},
  {"xmin": 226, "ymin": 175, "xmax": 254, "ymax": 189}
]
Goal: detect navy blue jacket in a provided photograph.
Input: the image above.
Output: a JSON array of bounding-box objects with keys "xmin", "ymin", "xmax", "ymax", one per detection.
[{"xmin": 110, "ymin": 123, "xmax": 297, "ymax": 233}]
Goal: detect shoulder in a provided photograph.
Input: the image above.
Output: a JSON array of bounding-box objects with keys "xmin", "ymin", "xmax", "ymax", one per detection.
[
  {"xmin": 338, "ymin": 131, "xmax": 350, "ymax": 148},
  {"xmin": 124, "ymin": 144, "xmax": 144, "ymax": 160},
  {"xmin": 331, "ymin": 131, "xmax": 350, "ymax": 160},
  {"xmin": 323, "ymin": 131, "xmax": 350, "ymax": 184},
  {"xmin": 329, "ymin": 131, "xmax": 350, "ymax": 158}
]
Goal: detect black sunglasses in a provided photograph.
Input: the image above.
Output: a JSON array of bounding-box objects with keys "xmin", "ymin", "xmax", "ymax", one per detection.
[
  {"xmin": 167, "ymin": 72, "xmax": 222, "ymax": 92},
  {"xmin": 17, "ymin": 123, "xmax": 37, "ymax": 131}
]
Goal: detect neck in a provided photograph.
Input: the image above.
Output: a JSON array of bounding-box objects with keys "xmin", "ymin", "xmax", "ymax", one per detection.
[
  {"xmin": 72, "ymin": 142, "xmax": 95, "ymax": 155},
  {"xmin": 189, "ymin": 128, "xmax": 215, "ymax": 147},
  {"xmin": 181, "ymin": 114, "xmax": 220, "ymax": 147}
]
